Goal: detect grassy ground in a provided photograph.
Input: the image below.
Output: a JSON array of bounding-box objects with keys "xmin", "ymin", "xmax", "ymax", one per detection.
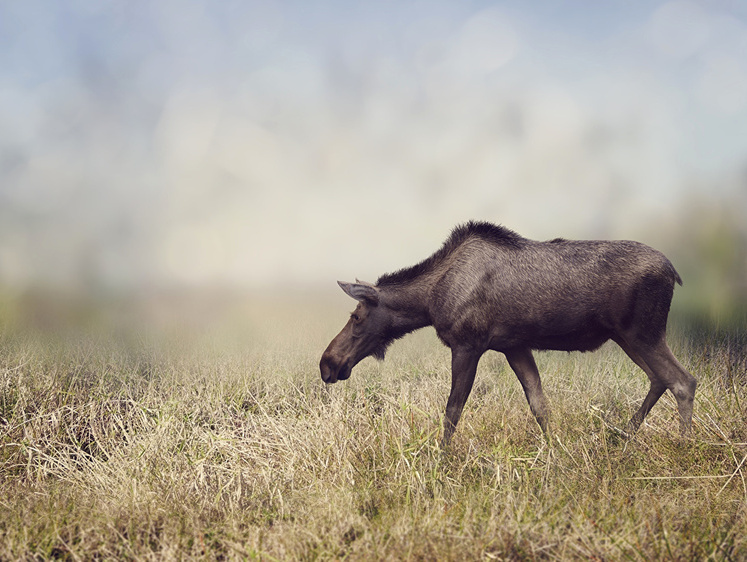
[{"xmin": 1, "ymin": 294, "xmax": 746, "ymax": 560}]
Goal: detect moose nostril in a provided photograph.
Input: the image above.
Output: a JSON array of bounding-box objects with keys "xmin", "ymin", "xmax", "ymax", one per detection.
[{"xmin": 320, "ymin": 355, "xmax": 337, "ymax": 383}]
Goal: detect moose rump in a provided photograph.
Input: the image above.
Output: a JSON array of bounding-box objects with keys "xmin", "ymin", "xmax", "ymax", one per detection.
[{"xmin": 320, "ymin": 222, "xmax": 697, "ymax": 444}]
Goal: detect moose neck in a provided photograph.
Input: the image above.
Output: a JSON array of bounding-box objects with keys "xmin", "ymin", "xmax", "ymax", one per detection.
[{"xmin": 378, "ymin": 278, "xmax": 434, "ymax": 337}]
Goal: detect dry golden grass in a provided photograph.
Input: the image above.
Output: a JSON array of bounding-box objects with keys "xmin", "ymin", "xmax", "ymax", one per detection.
[{"xmin": 1, "ymin": 293, "xmax": 746, "ymax": 560}]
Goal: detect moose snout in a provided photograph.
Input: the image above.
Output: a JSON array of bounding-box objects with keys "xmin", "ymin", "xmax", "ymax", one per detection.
[
  {"xmin": 320, "ymin": 350, "xmax": 352, "ymax": 384},
  {"xmin": 320, "ymin": 353, "xmax": 338, "ymax": 384}
]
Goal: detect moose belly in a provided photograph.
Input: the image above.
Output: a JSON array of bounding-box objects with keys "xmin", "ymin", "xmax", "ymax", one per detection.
[{"xmin": 488, "ymin": 316, "xmax": 613, "ymax": 353}]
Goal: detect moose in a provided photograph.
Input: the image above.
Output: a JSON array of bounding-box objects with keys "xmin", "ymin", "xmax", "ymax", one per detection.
[{"xmin": 320, "ymin": 221, "xmax": 697, "ymax": 445}]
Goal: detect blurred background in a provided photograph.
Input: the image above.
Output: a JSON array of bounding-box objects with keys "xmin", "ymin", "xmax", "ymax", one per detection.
[{"xmin": 1, "ymin": 0, "xmax": 745, "ymax": 333}]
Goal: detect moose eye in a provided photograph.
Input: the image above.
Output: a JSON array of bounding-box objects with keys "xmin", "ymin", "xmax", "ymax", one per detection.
[{"xmin": 351, "ymin": 313, "xmax": 361, "ymax": 322}]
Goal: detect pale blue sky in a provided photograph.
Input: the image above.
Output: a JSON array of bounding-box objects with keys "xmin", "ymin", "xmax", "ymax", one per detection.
[{"xmin": 1, "ymin": 1, "xmax": 746, "ymax": 288}]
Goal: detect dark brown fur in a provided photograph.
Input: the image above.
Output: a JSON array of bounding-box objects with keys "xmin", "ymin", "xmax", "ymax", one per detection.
[{"xmin": 320, "ymin": 221, "xmax": 697, "ymax": 445}]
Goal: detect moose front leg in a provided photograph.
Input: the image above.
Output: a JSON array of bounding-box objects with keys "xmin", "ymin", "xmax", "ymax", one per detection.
[
  {"xmin": 442, "ymin": 348, "xmax": 482, "ymax": 446},
  {"xmin": 505, "ymin": 347, "xmax": 550, "ymax": 434}
]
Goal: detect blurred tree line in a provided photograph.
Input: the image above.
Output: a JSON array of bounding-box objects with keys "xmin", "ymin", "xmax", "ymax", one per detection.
[{"xmin": 655, "ymin": 190, "xmax": 747, "ymax": 335}]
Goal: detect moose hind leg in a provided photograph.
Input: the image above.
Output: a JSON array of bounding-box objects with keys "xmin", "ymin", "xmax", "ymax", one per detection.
[
  {"xmin": 505, "ymin": 347, "xmax": 550, "ymax": 433},
  {"xmin": 614, "ymin": 337, "xmax": 667, "ymax": 432},
  {"xmin": 622, "ymin": 336, "xmax": 697, "ymax": 435},
  {"xmin": 630, "ymin": 383, "xmax": 667, "ymax": 432}
]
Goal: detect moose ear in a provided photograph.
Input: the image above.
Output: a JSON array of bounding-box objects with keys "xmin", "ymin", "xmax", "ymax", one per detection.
[{"xmin": 338, "ymin": 281, "xmax": 379, "ymax": 305}]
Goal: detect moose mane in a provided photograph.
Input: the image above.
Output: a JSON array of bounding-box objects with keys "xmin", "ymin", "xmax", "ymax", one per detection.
[{"xmin": 376, "ymin": 221, "xmax": 526, "ymax": 287}]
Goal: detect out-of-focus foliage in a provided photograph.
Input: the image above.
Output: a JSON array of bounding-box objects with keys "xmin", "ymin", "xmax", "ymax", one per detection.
[{"xmin": 653, "ymin": 194, "xmax": 747, "ymax": 330}]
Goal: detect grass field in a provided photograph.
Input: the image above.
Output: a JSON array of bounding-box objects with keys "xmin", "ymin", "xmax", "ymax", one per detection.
[{"xmin": 1, "ymin": 293, "xmax": 746, "ymax": 560}]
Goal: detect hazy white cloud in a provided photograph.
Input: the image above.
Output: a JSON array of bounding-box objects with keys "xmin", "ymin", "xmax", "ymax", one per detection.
[
  {"xmin": 648, "ymin": 1, "xmax": 711, "ymax": 59},
  {"xmin": 155, "ymin": 89, "xmax": 222, "ymax": 171},
  {"xmin": 447, "ymin": 8, "xmax": 518, "ymax": 76},
  {"xmin": 698, "ymin": 54, "xmax": 747, "ymax": 114},
  {"xmin": 0, "ymin": 0, "xmax": 746, "ymax": 290}
]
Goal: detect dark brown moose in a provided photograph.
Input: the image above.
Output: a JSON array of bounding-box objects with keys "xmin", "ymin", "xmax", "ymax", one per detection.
[{"xmin": 320, "ymin": 221, "xmax": 697, "ymax": 445}]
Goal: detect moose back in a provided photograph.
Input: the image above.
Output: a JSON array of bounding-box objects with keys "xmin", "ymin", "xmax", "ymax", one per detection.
[{"xmin": 320, "ymin": 221, "xmax": 696, "ymax": 445}]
